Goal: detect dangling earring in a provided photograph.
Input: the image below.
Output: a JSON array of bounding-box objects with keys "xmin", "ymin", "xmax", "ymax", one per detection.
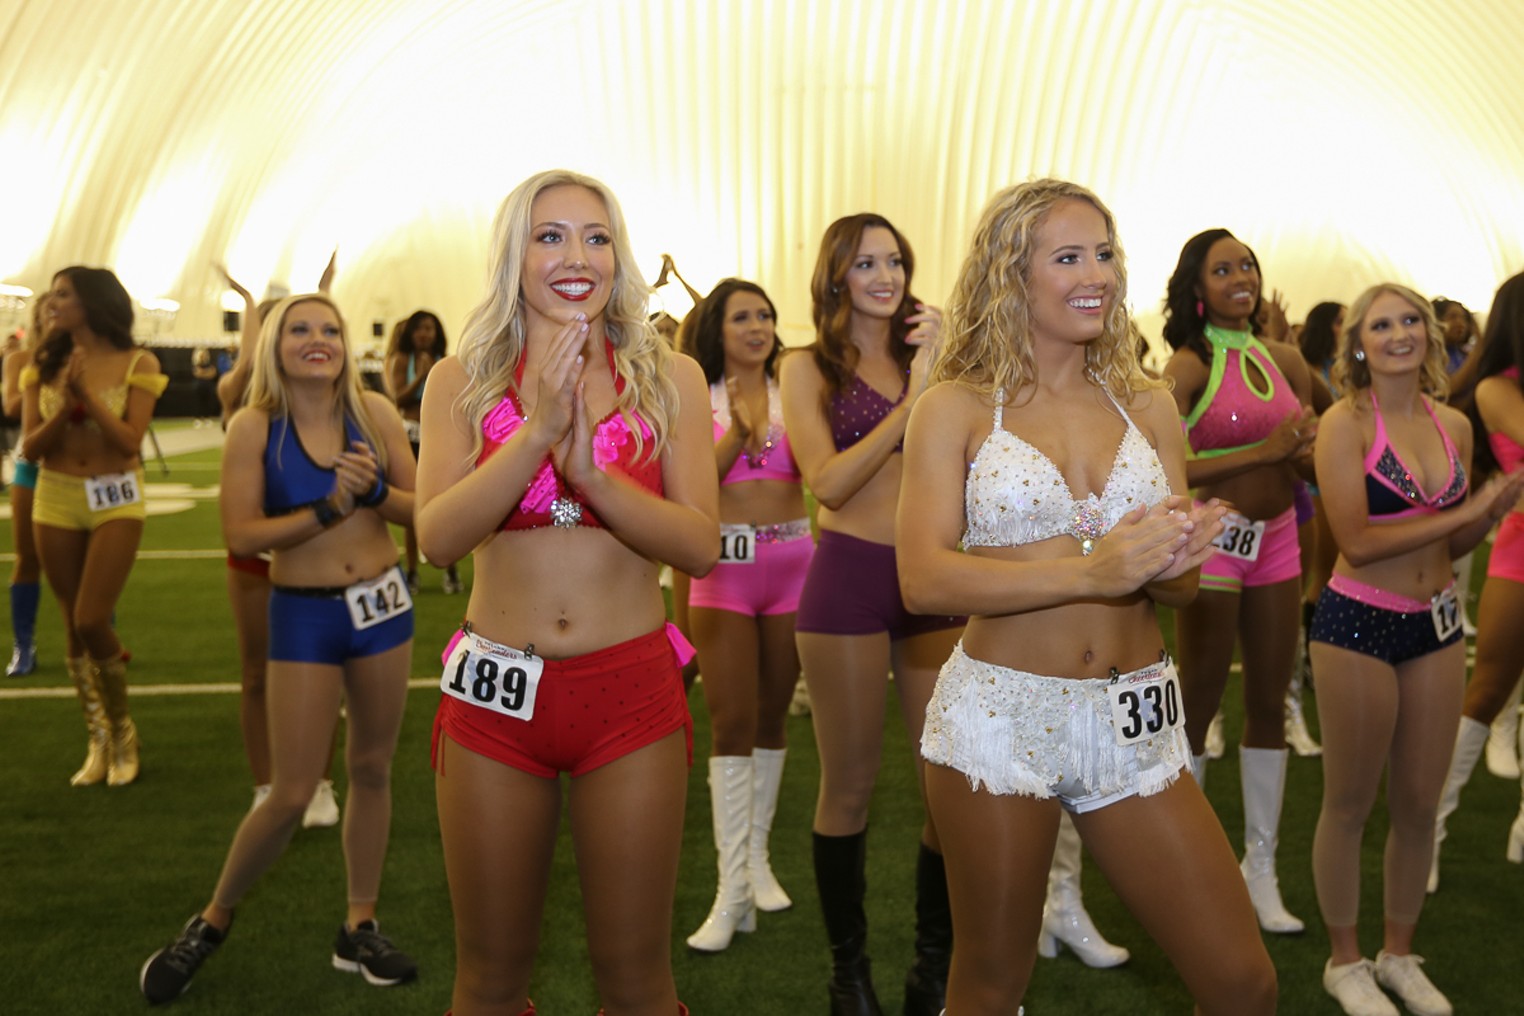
[
  {"xmin": 1354, "ymin": 349, "xmax": 1366, "ymax": 362},
  {"xmin": 1195, "ymin": 299, "xmax": 1205, "ymax": 318}
]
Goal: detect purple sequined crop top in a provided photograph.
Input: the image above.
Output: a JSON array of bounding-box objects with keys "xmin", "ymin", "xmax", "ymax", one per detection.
[{"xmin": 830, "ymin": 372, "xmax": 905, "ymax": 452}]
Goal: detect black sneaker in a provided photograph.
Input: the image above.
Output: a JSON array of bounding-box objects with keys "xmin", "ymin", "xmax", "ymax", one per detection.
[
  {"xmin": 140, "ymin": 914, "xmax": 229, "ymax": 1004},
  {"xmin": 332, "ymin": 920, "xmax": 417, "ymax": 986}
]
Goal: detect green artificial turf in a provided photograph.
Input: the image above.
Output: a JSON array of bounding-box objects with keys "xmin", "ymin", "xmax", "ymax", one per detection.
[{"xmin": 1, "ymin": 436, "xmax": 1521, "ymax": 1013}]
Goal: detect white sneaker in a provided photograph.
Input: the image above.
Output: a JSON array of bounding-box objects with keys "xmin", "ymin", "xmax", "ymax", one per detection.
[
  {"xmin": 1324, "ymin": 958, "xmax": 1399, "ymax": 1016},
  {"xmin": 250, "ymin": 784, "xmax": 272, "ymax": 812},
  {"xmin": 1374, "ymin": 951, "xmax": 1452, "ymax": 1016},
  {"xmin": 303, "ymin": 779, "xmax": 341, "ymax": 828},
  {"xmin": 441, "ymin": 570, "xmax": 464, "ymax": 595}
]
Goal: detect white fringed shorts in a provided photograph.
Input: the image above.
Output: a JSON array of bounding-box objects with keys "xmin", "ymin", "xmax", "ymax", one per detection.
[{"xmin": 920, "ymin": 642, "xmax": 1190, "ymax": 814}]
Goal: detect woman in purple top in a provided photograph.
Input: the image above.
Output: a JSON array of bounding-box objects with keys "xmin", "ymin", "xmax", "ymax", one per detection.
[{"xmin": 780, "ymin": 213, "xmax": 960, "ymax": 1016}]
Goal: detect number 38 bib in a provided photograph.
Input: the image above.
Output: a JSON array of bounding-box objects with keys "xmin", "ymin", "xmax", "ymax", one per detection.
[
  {"xmin": 1212, "ymin": 511, "xmax": 1265, "ymax": 562},
  {"xmin": 440, "ymin": 631, "xmax": 544, "ymax": 722},
  {"xmin": 1107, "ymin": 668, "xmax": 1184, "ymax": 747}
]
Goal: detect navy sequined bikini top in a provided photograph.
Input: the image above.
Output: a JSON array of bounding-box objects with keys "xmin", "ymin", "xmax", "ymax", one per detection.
[{"xmin": 1363, "ymin": 389, "xmax": 1467, "ymax": 519}]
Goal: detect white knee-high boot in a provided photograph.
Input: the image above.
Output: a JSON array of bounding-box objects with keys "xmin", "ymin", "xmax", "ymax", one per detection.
[
  {"xmin": 1240, "ymin": 746, "xmax": 1303, "ymax": 933},
  {"xmin": 749, "ymin": 747, "xmax": 792, "ymax": 912},
  {"xmin": 687, "ymin": 756, "xmax": 756, "ymax": 951},
  {"xmin": 1429, "ymin": 717, "xmax": 1489, "ymax": 893},
  {"xmin": 1485, "ymin": 679, "xmax": 1522, "ymax": 780},
  {"xmin": 1037, "ymin": 812, "xmax": 1129, "ymax": 967}
]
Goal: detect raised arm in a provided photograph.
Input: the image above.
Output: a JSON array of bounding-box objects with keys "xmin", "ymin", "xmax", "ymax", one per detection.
[
  {"xmin": 215, "ymin": 264, "xmax": 261, "ymax": 421},
  {"xmin": 1316, "ymin": 400, "xmax": 1506, "ymax": 566},
  {"xmin": 350, "ymin": 390, "xmax": 416, "ymax": 528},
  {"xmin": 73, "ymin": 349, "xmax": 164, "ymax": 457},
  {"xmin": 415, "ymin": 319, "xmax": 592, "ymax": 564},
  {"xmin": 19, "ymin": 369, "xmax": 70, "ymax": 462},
  {"xmin": 1164, "ymin": 345, "xmax": 1315, "ymax": 487},
  {"xmin": 221, "ymin": 409, "xmax": 354, "ymax": 556},
  {"xmin": 896, "ymin": 383, "xmax": 1192, "ymax": 617},
  {"xmin": 780, "ymin": 349, "xmax": 911, "ymax": 510},
  {"xmin": 562, "ymin": 354, "xmax": 720, "ymax": 576}
]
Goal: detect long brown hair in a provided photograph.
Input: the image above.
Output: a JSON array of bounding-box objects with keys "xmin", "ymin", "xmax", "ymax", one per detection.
[{"xmin": 808, "ymin": 213, "xmax": 919, "ymax": 411}]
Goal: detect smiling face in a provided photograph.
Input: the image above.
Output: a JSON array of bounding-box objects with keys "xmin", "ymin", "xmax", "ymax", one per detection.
[
  {"xmin": 1027, "ymin": 198, "xmax": 1116, "ymax": 349},
  {"xmin": 520, "ymin": 184, "xmax": 616, "ymax": 331},
  {"xmin": 1196, "ymin": 236, "xmax": 1261, "ymax": 329},
  {"xmin": 843, "ymin": 226, "xmax": 906, "ymax": 322},
  {"xmin": 1356, "ymin": 291, "xmax": 1431, "ymax": 377},
  {"xmin": 277, "ymin": 299, "xmax": 345, "ymax": 382},
  {"xmin": 720, "ymin": 289, "xmax": 777, "ymax": 372}
]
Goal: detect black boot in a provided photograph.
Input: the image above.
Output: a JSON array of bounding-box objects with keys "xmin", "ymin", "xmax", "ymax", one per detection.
[
  {"xmin": 903, "ymin": 844, "xmax": 951, "ymax": 1016},
  {"xmin": 814, "ymin": 830, "xmax": 883, "ymax": 1016}
]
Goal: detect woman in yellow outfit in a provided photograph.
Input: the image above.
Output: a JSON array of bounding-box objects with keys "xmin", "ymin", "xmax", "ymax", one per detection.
[{"xmin": 21, "ymin": 266, "xmax": 167, "ymax": 786}]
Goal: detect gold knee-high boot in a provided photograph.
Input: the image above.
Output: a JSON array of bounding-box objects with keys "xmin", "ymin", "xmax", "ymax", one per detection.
[
  {"xmin": 67, "ymin": 656, "xmax": 110, "ymax": 786},
  {"xmin": 93, "ymin": 654, "xmax": 139, "ymax": 786}
]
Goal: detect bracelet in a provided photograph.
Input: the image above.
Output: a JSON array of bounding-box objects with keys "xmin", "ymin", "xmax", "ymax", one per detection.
[
  {"xmin": 311, "ymin": 497, "xmax": 343, "ymax": 528},
  {"xmin": 356, "ymin": 479, "xmax": 389, "ymax": 508}
]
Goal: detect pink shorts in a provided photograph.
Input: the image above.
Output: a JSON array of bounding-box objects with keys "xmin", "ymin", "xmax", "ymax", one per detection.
[
  {"xmin": 687, "ymin": 522, "xmax": 814, "ymax": 617},
  {"xmin": 1487, "ymin": 512, "xmax": 1524, "ymax": 584},
  {"xmin": 1199, "ymin": 505, "xmax": 1302, "ymax": 593}
]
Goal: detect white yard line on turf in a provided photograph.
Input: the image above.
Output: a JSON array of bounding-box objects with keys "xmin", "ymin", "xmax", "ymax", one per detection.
[{"xmin": 0, "ymin": 679, "xmax": 438, "ymax": 700}]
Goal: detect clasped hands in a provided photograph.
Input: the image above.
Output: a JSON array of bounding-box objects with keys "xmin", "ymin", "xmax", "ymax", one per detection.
[{"xmin": 1087, "ymin": 496, "xmax": 1228, "ymax": 596}]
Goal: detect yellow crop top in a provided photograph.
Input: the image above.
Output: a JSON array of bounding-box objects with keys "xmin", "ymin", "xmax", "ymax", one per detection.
[{"xmin": 23, "ymin": 350, "xmax": 169, "ymax": 425}]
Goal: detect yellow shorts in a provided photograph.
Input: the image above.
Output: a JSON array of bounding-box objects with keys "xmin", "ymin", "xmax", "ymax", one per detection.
[{"xmin": 33, "ymin": 468, "xmax": 148, "ymax": 531}]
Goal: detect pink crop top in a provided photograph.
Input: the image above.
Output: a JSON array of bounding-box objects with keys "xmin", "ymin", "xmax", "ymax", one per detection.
[
  {"xmin": 1183, "ymin": 326, "xmax": 1301, "ymax": 458},
  {"xmin": 1488, "ymin": 367, "xmax": 1524, "ymax": 475},
  {"xmin": 710, "ymin": 378, "xmax": 801, "ymax": 485},
  {"xmin": 477, "ymin": 341, "xmax": 663, "ymax": 531}
]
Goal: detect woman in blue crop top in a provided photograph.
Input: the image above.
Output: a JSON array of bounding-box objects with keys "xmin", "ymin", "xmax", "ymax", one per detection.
[
  {"xmin": 1160, "ymin": 228, "xmax": 1319, "ymax": 936},
  {"xmin": 1307, "ymin": 283, "xmax": 1523, "ymax": 1016},
  {"xmin": 899, "ymin": 179, "xmax": 1271, "ymax": 1016},
  {"xmin": 780, "ymin": 212, "xmax": 964, "ymax": 1016},
  {"xmin": 21, "ymin": 267, "xmax": 166, "ymax": 789},
  {"xmin": 680, "ymin": 278, "xmax": 812, "ymax": 952},
  {"xmin": 139, "ymin": 294, "xmax": 421, "ymax": 1004},
  {"xmin": 416, "ymin": 170, "xmax": 718, "ymax": 1016}
]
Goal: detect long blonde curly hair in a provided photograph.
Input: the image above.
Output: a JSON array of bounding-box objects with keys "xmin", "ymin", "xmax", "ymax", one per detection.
[
  {"xmin": 243, "ymin": 293, "xmax": 387, "ymax": 470},
  {"xmin": 932, "ymin": 178, "xmax": 1160, "ymax": 402},
  {"xmin": 455, "ymin": 170, "xmax": 676, "ymax": 462}
]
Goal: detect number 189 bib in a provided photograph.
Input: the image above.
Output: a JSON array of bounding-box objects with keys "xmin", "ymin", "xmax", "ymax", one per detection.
[{"xmin": 440, "ymin": 632, "xmax": 544, "ymax": 722}]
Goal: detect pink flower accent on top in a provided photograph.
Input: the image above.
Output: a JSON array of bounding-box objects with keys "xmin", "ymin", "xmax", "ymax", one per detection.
[{"xmin": 481, "ymin": 392, "xmax": 653, "ymax": 515}]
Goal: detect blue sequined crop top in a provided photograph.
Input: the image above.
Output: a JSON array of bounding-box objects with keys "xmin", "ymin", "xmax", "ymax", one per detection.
[{"xmin": 963, "ymin": 387, "xmax": 1171, "ymax": 549}]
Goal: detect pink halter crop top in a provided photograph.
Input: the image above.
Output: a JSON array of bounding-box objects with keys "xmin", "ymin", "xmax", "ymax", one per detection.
[
  {"xmin": 1363, "ymin": 388, "xmax": 1467, "ymax": 520},
  {"xmin": 478, "ymin": 340, "xmax": 663, "ymax": 531},
  {"xmin": 1488, "ymin": 367, "xmax": 1524, "ymax": 475},
  {"xmin": 1183, "ymin": 325, "xmax": 1301, "ymax": 458},
  {"xmin": 710, "ymin": 378, "xmax": 801, "ymax": 485}
]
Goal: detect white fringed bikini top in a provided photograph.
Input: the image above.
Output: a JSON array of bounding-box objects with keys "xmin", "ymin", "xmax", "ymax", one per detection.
[{"xmin": 962, "ymin": 386, "xmax": 1170, "ymax": 550}]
